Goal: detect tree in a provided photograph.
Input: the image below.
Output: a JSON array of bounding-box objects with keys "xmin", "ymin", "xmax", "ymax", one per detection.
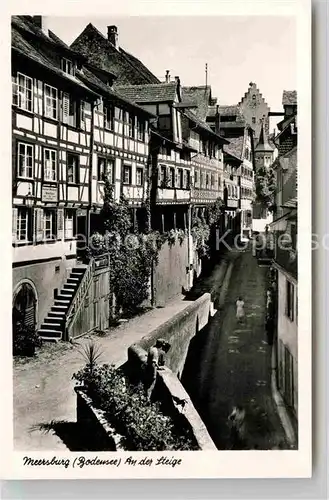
[{"xmin": 255, "ymin": 166, "xmax": 276, "ymax": 210}]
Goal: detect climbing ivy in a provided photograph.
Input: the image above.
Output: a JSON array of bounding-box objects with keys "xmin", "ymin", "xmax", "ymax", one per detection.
[
  {"xmin": 88, "ymin": 177, "xmax": 224, "ymax": 314},
  {"xmin": 255, "ymin": 166, "xmax": 276, "ymax": 211}
]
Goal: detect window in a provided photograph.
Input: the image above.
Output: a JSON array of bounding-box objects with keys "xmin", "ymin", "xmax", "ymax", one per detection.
[
  {"xmin": 97, "ymin": 157, "xmax": 114, "ymax": 182},
  {"xmin": 61, "ymin": 58, "xmax": 75, "ymax": 76},
  {"xmin": 218, "ymin": 175, "xmax": 221, "ymax": 188},
  {"xmin": 186, "ymin": 170, "xmax": 190, "ymax": 189},
  {"xmin": 44, "ymin": 84, "xmax": 58, "ymax": 119},
  {"xmin": 43, "ymin": 209, "xmax": 56, "ymax": 240},
  {"xmin": 178, "ymin": 169, "xmax": 184, "ymax": 189},
  {"xmin": 123, "ymin": 165, "xmax": 132, "ymax": 185},
  {"xmin": 127, "ymin": 113, "xmax": 135, "ymax": 138},
  {"xmin": 194, "ymin": 171, "xmax": 198, "ymax": 185},
  {"xmin": 80, "ymin": 101, "xmax": 86, "ymax": 125},
  {"xmin": 137, "ymin": 120, "xmax": 145, "ymax": 141},
  {"xmin": 169, "ymin": 167, "xmax": 175, "ymax": 188},
  {"xmin": 286, "ymin": 280, "xmax": 295, "ymax": 321},
  {"xmin": 136, "ymin": 168, "xmax": 143, "ymax": 186},
  {"xmin": 44, "ymin": 149, "xmax": 57, "ymax": 181},
  {"xmin": 104, "ymin": 104, "xmax": 114, "ymax": 130},
  {"xmin": 17, "ymin": 143, "xmax": 33, "ymax": 179},
  {"xmin": 16, "ymin": 208, "xmax": 29, "ymax": 242},
  {"xmin": 64, "ymin": 210, "xmax": 74, "ymax": 239},
  {"xmin": 206, "ymin": 173, "xmax": 210, "ymax": 188},
  {"xmin": 62, "ymin": 92, "xmax": 78, "ymax": 127},
  {"xmin": 158, "ymin": 116, "xmax": 172, "ymax": 134},
  {"xmin": 211, "ymin": 174, "xmax": 215, "ymax": 188},
  {"xmin": 160, "ymin": 166, "xmax": 167, "ymax": 186},
  {"xmin": 12, "ymin": 73, "xmax": 33, "ymax": 112},
  {"xmin": 67, "ymin": 154, "xmax": 79, "ymax": 184},
  {"xmin": 252, "ymin": 117, "xmax": 256, "ymax": 124},
  {"xmin": 183, "ymin": 170, "xmax": 190, "ymax": 189}
]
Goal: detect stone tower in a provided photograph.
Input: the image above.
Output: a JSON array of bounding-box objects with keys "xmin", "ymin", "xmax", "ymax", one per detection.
[
  {"xmin": 238, "ymin": 82, "xmax": 270, "ymax": 141},
  {"xmin": 254, "ymin": 122, "xmax": 274, "ymax": 172},
  {"xmin": 253, "ymin": 122, "xmax": 274, "ymax": 224}
]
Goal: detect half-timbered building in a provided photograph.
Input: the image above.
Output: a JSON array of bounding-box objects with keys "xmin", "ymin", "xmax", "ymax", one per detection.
[
  {"xmin": 218, "ymin": 106, "xmax": 255, "ymax": 239},
  {"xmin": 76, "ymin": 66, "xmax": 155, "ymax": 235},
  {"xmin": 12, "ymin": 16, "xmax": 99, "ymax": 339},
  {"xmin": 115, "ymin": 79, "xmax": 194, "ymax": 233}
]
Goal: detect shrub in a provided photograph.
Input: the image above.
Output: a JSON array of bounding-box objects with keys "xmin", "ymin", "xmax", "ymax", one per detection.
[
  {"xmin": 13, "ymin": 324, "xmax": 41, "ymax": 356},
  {"xmin": 73, "ymin": 347, "xmax": 197, "ymax": 451}
]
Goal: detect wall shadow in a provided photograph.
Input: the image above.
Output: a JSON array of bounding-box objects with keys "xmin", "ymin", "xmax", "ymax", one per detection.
[
  {"xmin": 180, "ymin": 315, "xmax": 212, "ymax": 406},
  {"xmin": 29, "ymin": 420, "xmax": 116, "ymax": 451}
]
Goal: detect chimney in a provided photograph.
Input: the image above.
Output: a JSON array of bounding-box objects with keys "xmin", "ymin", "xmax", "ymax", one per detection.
[
  {"xmin": 33, "ymin": 16, "xmax": 50, "ymax": 37},
  {"xmin": 175, "ymin": 76, "xmax": 181, "ymax": 100},
  {"xmin": 165, "ymin": 70, "xmax": 170, "ymax": 83},
  {"xmin": 107, "ymin": 25, "xmax": 118, "ymax": 48},
  {"xmin": 215, "ymin": 104, "xmax": 220, "ymax": 134}
]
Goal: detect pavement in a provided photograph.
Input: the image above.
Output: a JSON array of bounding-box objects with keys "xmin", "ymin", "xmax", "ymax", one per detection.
[
  {"xmin": 13, "ymin": 295, "xmax": 193, "ymax": 451},
  {"xmin": 182, "ymin": 248, "xmax": 289, "ymax": 450}
]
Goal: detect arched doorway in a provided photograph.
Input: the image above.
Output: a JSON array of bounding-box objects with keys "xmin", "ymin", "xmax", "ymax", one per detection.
[{"xmin": 12, "ymin": 282, "xmax": 37, "ymax": 338}]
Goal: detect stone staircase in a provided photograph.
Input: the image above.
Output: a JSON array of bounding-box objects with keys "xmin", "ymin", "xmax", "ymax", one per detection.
[{"xmin": 38, "ymin": 265, "xmax": 87, "ymax": 342}]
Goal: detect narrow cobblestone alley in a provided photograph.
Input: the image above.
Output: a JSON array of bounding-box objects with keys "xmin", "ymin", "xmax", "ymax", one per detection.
[{"xmin": 182, "ymin": 248, "xmax": 288, "ymax": 450}]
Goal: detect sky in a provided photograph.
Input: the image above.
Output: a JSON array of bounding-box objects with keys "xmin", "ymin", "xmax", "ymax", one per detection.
[{"xmin": 46, "ymin": 16, "xmax": 296, "ymax": 114}]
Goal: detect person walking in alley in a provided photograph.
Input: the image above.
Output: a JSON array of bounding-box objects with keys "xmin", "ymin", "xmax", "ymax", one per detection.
[
  {"xmin": 145, "ymin": 339, "xmax": 171, "ymax": 401},
  {"xmin": 236, "ymin": 296, "xmax": 245, "ymax": 323}
]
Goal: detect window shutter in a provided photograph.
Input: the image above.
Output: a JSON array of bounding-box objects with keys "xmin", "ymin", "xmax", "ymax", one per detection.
[
  {"xmin": 12, "ymin": 208, "xmax": 18, "ymax": 243},
  {"xmin": 62, "ymin": 92, "xmax": 70, "ymax": 123},
  {"xmin": 36, "ymin": 208, "xmax": 44, "ymax": 242},
  {"xmin": 57, "ymin": 208, "xmax": 64, "ymax": 240}
]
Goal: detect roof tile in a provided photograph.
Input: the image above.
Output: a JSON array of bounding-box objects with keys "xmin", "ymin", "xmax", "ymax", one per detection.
[
  {"xmin": 282, "ymin": 90, "xmax": 297, "ymax": 106},
  {"xmin": 181, "ymin": 86, "xmax": 211, "ymax": 121},
  {"xmin": 115, "ymin": 83, "xmax": 177, "ymax": 103}
]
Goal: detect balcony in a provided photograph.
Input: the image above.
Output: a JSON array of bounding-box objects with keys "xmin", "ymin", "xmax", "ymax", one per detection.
[
  {"xmin": 122, "ymin": 185, "xmax": 144, "ymax": 202},
  {"xmin": 191, "ymin": 188, "xmax": 219, "ymax": 203},
  {"xmin": 156, "ymin": 187, "xmax": 190, "ymax": 204}
]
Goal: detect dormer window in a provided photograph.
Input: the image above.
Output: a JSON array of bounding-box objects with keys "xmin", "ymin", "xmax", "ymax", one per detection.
[{"xmin": 61, "ymin": 58, "xmax": 75, "ymax": 76}]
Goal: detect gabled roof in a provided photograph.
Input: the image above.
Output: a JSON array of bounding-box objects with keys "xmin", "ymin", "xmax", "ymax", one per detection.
[
  {"xmin": 181, "ymin": 86, "xmax": 212, "ymax": 121},
  {"xmin": 71, "ymin": 23, "xmax": 159, "ymax": 86},
  {"xmin": 12, "ymin": 26, "xmax": 95, "ymax": 96},
  {"xmin": 282, "ymin": 90, "xmax": 297, "ymax": 106},
  {"xmin": 238, "ymin": 82, "xmax": 270, "ymax": 110},
  {"xmin": 255, "ymin": 123, "xmax": 274, "ymax": 152},
  {"xmin": 115, "ymin": 83, "xmax": 178, "ymax": 103},
  {"xmin": 78, "ymin": 67, "xmax": 156, "ymax": 117},
  {"xmin": 217, "ymin": 105, "xmax": 246, "ymax": 129},
  {"xmin": 183, "ymin": 108, "xmax": 229, "ymax": 144},
  {"xmin": 12, "ymin": 16, "xmax": 83, "ymax": 60},
  {"xmin": 275, "ymin": 115, "xmax": 296, "ymax": 141},
  {"xmin": 218, "ymin": 105, "xmax": 241, "ymax": 116},
  {"xmin": 224, "ymin": 136, "xmax": 245, "ymax": 159},
  {"xmin": 224, "ymin": 150, "xmax": 243, "ymax": 163}
]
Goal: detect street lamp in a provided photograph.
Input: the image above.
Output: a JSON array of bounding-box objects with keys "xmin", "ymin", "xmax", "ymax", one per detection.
[{"xmin": 24, "ymin": 188, "xmax": 34, "ymax": 208}]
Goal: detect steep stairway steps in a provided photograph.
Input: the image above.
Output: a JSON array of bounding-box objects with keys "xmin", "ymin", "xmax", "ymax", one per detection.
[{"xmin": 38, "ymin": 265, "xmax": 87, "ymax": 342}]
